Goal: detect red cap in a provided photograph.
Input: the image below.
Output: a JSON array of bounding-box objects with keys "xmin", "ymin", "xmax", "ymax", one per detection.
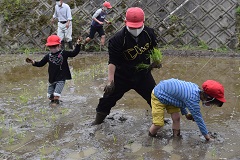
[
  {"xmin": 125, "ymin": 7, "xmax": 144, "ymax": 28},
  {"xmin": 103, "ymin": 1, "xmax": 112, "ymax": 9},
  {"xmin": 202, "ymin": 80, "xmax": 226, "ymax": 103},
  {"xmin": 45, "ymin": 35, "xmax": 61, "ymax": 46}
]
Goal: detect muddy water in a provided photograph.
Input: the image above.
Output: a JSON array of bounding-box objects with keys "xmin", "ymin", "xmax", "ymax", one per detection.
[{"xmin": 0, "ymin": 53, "xmax": 239, "ymax": 160}]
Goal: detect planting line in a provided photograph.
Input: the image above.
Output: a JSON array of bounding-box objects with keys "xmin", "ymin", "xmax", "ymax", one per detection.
[{"xmin": 190, "ymin": 54, "xmax": 214, "ymax": 80}]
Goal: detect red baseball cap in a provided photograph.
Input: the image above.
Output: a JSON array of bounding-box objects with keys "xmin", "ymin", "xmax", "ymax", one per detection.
[
  {"xmin": 202, "ymin": 80, "xmax": 226, "ymax": 103},
  {"xmin": 103, "ymin": 1, "xmax": 112, "ymax": 9},
  {"xmin": 125, "ymin": 7, "xmax": 144, "ymax": 28},
  {"xmin": 45, "ymin": 35, "xmax": 61, "ymax": 46}
]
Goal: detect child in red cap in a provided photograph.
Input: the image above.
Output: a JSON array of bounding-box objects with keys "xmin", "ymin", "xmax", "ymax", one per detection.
[
  {"xmin": 149, "ymin": 78, "xmax": 226, "ymax": 141},
  {"xmin": 26, "ymin": 35, "xmax": 82, "ymax": 107},
  {"xmin": 83, "ymin": 1, "xmax": 112, "ymax": 50}
]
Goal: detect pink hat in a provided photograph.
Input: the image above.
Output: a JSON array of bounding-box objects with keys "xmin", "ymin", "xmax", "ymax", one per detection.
[
  {"xmin": 45, "ymin": 35, "xmax": 61, "ymax": 46},
  {"xmin": 202, "ymin": 80, "xmax": 226, "ymax": 103},
  {"xmin": 103, "ymin": 1, "xmax": 112, "ymax": 9},
  {"xmin": 125, "ymin": 7, "xmax": 144, "ymax": 28}
]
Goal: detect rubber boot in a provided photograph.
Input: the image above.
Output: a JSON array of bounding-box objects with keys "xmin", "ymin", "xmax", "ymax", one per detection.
[
  {"xmin": 173, "ymin": 129, "xmax": 180, "ymax": 137},
  {"xmin": 61, "ymin": 40, "xmax": 65, "ymax": 50},
  {"xmin": 91, "ymin": 112, "xmax": 108, "ymax": 125},
  {"xmin": 68, "ymin": 41, "xmax": 73, "ymax": 49}
]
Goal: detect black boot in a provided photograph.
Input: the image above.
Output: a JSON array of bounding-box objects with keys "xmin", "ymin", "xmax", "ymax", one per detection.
[
  {"xmin": 91, "ymin": 112, "xmax": 108, "ymax": 125},
  {"xmin": 61, "ymin": 40, "xmax": 65, "ymax": 50},
  {"xmin": 68, "ymin": 41, "xmax": 73, "ymax": 49}
]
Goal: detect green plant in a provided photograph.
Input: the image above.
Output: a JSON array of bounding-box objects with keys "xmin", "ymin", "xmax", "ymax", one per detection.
[
  {"xmin": 136, "ymin": 48, "xmax": 163, "ymax": 70},
  {"xmin": 54, "ymin": 126, "xmax": 60, "ymax": 139},
  {"xmin": 19, "ymin": 89, "xmax": 32, "ymax": 104},
  {"xmin": 236, "ymin": 6, "xmax": 240, "ymax": 15},
  {"xmin": 113, "ymin": 134, "xmax": 117, "ymax": 144},
  {"xmin": 215, "ymin": 45, "xmax": 229, "ymax": 52},
  {"xmin": 198, "ymin": 40, "xmax": 208, "ymax": 50}
]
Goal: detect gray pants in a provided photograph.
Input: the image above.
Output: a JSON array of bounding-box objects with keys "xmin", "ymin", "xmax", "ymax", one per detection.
[{"xmin": 47, "ymin": 80, "xmax": 65, "ymax": 98}]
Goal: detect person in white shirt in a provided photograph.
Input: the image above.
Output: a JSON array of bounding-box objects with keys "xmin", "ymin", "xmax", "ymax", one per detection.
[{"xmin": 51, "ymin": 0, "xmax": 73, "ymax": 49}]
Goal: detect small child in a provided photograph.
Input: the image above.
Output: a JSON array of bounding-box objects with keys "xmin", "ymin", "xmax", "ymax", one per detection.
[
  {"xmin": 26, "ymin": 35, "xmax": 82, "ymax": 106},
  {"xmin": 148, "ymin": 78, "xmax": 226, "ymax": 141}
]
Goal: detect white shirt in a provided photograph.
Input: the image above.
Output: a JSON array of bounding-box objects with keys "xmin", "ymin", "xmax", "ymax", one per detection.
[{"xmin": 53, "ymin": 3, "xmax": 72, "ymax": 21}]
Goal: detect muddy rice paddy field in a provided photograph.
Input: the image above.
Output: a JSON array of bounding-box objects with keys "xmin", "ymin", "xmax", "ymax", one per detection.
[{"xmin": 0, "ymin": 51, "xmax": 240, "ymax": 160}]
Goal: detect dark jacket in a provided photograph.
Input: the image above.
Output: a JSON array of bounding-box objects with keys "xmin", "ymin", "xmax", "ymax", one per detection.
[
  {"xmin": 33, "ymin": 44, "xmax": 80, "ymax": 83},
  {"xmin": 91, "ymin": 9, "xmax": 107, "ymax": 27},
  {"xmin": 108, "ymin": 26, "xmax": 158, "ymax": 76}
]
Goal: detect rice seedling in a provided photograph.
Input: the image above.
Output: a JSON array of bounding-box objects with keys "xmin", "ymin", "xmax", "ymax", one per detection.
[
  {"xmin": 136, "ymin": 48, "xmax": 162, "ymax": 70},
  {"xmin": 0, "ymin": 114, "xmax": 5, "ymax": 123},
  {"xmin": 0, "ymin": 127, "xmax": 3, "ymax": 137},
  {"xmin": 19, "ymin": 89, "xmax": 30, "ymax": 104},
  {"xmin": 113, "ymin": 134, "xmax": 117, "ymax": 144},
  {"xmin": 54, "ymin": 126, "xmax": 60, "ymax": 139}
]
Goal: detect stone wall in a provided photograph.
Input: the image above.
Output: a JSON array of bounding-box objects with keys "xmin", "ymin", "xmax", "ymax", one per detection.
[{"xmin": 0, "ymin": 0, "xmax": 238, "ymax": 52}]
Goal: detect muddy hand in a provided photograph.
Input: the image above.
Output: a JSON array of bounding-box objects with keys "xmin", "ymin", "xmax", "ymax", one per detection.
[
  {"xmin": 77, "ymin": 36, "xmax": 82, "ymax": 44},
  {"xmin": 185, "ymin": 114, "xmax": 194, "ymax": 121},
  {"xmin": 149, "ymin": 62, "xmax": 162, "ymax": 70},
  {"xmin": 26, "ymin": 58, "xmax": 33, "ymax": 64},
  {"xmin": 104, "ymin": 80, "xmax": 115, "ymax": 95}
]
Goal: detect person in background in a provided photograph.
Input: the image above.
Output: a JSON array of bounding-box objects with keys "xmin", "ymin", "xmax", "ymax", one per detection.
[
  {"xmin": 82, "ymin": 1, "xmax": 112, "ymax": 50},
  {"xmin": 92, "ymin": 7, "xmax": 161, "ymax": 125},
  {"xmin": 51, "ymin": 0, "xmax": 73, "ymax": 49},
  {"xmin": 148, "ymin": 78, "xmax": 226, "ymax": 141},
  {"xmin": 26, "ymin": 35, "xmax": 82, "ymax": 107}
]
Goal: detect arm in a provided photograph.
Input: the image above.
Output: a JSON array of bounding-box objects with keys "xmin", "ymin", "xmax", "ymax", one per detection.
[
  {"xmin": 108, "ymin": 29, "xmax": 125, "ymax": 67},
  {"xmin": 66, "ymin": 4, "xmax": 72, "ymax": 28},
  {"xmin": 30, "ymin": 55, "xmax": 48, "ymax": 67},
  {"xmin": 104, "ymin": 19, "xmax": 111, "ymax": 24},
  {"xmin": 52, "ymin": 6, "xmax": 57, "ymax": 24},
  {"xmin": 108, "ymin": 63, "xmax": 116, "ymax": 83},
  {"xmin": 64, "ymin": 37, "xmax": 82, "ymax": 57},
  {"xmin": 92, "ymin": 9, "xmax": 103, "ymax": 25},
  {"xmin": 186, "ymin": 101, "xmax": 211, "ymax": 141},
  {"xmin": 180, "ymin": 107, "xmax": 188, "ymax": 116}
]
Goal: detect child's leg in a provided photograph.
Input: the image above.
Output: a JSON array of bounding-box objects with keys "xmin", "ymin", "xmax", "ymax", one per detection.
[
  {"xmin": 47, "ymin": 82, "xmax": 56, "ymax": 100},
  {"xmin": 53, "ymin": 80, "xmax": 65, "ymax": 101},
  {"xmin": 149, "ymin": 92, "xmax": 166, "ymax": 137},
  {"xmin": 171, "ymin": 112, "xmax": 181, "ymax": 137},
  {"xmin": 166, "ymin": 106, "xmax": 181, "ymax": 137}
]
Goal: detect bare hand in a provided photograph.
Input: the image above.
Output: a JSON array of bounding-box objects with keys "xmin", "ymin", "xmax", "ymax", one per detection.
[
  {"xmin": 104, "ymin": 80, "xmax": 114, "ymax": 95},
  {"xmin": 66, "ymin": 23, "xmax": 69, "ymax": 29},
  {"xmin": 77, "ymin": 36, "xmax": 82, "ymax": 44},
  {"xmin": 185, "ymin": 114, "xmax": 194, "ymax": 121},
  {"xmin": 26, "ymin": 58, "xmax": 34, "ymax": 64},
  {"xmin": 99, "ymin": 22, "xmax": 104, "ymax": 25}
]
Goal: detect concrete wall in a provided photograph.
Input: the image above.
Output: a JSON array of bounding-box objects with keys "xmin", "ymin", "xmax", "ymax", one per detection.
[{"xmin": 0, "ymin": 0, "xmax": 238, "ymax": 51}]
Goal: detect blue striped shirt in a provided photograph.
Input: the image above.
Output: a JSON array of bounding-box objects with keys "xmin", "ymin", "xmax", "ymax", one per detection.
[{"xmin": 154, "ymin": 78, "xmax": 208, "ymax": 135}]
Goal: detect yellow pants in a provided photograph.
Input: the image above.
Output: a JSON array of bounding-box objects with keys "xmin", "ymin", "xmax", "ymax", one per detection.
[{"xmin": 151, "ymin": 92, "xmax": 180, "ymax": 126}]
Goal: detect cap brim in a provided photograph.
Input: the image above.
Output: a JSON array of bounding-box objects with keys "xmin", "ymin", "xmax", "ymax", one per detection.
[
  {"xmin": 126, "ymin": 21, "xmax": 143, "ymax": 28},
  {"xmin": 107, "ymin": 6, "xmax": 112, "ymax": 8},
  {"xmin": 217, "ymin": 97, "xmax": 226, "ymax": 103},
  {"xmin": 45, "ymin": 42, "xmax": 60, "ymax": 46}
]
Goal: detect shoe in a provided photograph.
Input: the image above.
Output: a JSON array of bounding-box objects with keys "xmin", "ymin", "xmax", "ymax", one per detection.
[
  {"xmin": 49, "ymin": 99, "xmax": 60, "ymax": 107},
  {"xmin": 91, "ymin": 112, "xmax": 108, "ymax": 125},
  {"xmin": 100, "ymin": 45, "xmax": 107, "ymax": 52}
]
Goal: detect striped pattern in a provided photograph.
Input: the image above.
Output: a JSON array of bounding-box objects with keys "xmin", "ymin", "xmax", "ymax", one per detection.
[{"xmin": 154, "ymin": 78, "xmax": 208, "ymax": 135}]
